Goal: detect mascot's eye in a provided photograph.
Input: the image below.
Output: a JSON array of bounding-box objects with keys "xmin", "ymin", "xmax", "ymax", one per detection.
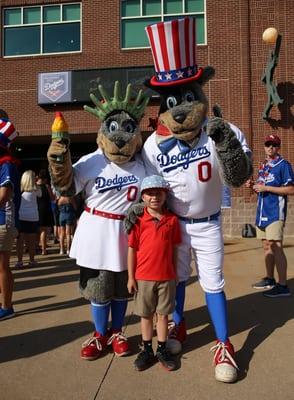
[
  {"xmin": 183, "ymin": 91, "xmax": 195, "ymax": 102},
  {"xmin": 109, "ymin": 121, "xmax": 119, "ymax": 133},
  {"xmin": 124, "ymin": 121, "xmax": 136, "ymax": 133},
  {"xmin": 166, "ymin": 96, "xmax": 177, "ymax": 109}
]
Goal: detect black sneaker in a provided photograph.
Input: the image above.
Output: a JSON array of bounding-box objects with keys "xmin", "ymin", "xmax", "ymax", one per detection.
[
  {"xmin": 156, "ymin": 348, "xmax": 176, "ymax": 371},
  {"xmin": 134, "ymin": 350, "xmax": 156, "ymax": 371},
  {"xmin": 263, "ymin": 284, "xmax": 291, "ymax": 298},
  {"xmin": 252, "ymin": 277, "xmax": 276, "ymax": 289}
]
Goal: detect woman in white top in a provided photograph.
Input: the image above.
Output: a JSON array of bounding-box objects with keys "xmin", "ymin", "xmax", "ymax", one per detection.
[{"xmin": 16, "ymin": 170, "xmax": 41, "ymax": 268}]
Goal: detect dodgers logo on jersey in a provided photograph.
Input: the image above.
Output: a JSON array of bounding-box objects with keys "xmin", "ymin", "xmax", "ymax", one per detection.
[
  {"xmin": 95, "ymin": 174, "xmax": 139, "ymax": 193},
  {"xmin": 264, "ymin": 173, "xmax": 275, "ymax": 184},
  {"xmin": 157, "ymin": 146, "xmax": 211, "ymax": 173}
]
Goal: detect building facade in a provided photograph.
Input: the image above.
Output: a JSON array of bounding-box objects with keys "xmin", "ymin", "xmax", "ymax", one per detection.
[{"xmin": 0, "ymin": 0, "xmax": 293, "ymax": 236}]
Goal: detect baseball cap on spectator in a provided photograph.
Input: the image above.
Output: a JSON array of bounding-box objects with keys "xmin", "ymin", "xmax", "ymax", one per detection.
[
  {"xmin": 141, "ymin": 175, "xmax": 170, "ymax": 194},
  {"xmin": 264, "ymin": 134, "xmax": 281, "ymax": 146},
  {"xmin": 0, "ymin": 116, "xmax": 18, "ymax": 150}
]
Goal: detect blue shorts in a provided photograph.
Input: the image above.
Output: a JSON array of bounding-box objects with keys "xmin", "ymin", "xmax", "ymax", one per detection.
[{"xmin": 59, "ymin": 204, "xmax": 76, "ymax": 226}]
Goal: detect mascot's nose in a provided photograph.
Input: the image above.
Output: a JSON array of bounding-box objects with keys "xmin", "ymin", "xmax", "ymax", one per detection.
[
  {"xmin": 115, "ymin": 139, "xmax": 126, "ymax": 149},
  {"xmin": 174, "ymin": 113, "xmax": 186, "ymax": 124}
]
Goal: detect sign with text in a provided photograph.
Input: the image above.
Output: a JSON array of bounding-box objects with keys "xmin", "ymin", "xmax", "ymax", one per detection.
[{"xmin": 38, "ymin": 71, "xmax": 72, "ymax": 104}]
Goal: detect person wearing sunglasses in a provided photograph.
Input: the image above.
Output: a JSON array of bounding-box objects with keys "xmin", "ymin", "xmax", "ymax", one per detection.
[{"xmin": 250, "ymin": 134, "xmax": 294, "ymax": 297}]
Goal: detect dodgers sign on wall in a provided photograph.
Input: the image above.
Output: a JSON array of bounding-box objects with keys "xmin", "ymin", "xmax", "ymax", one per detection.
[{"xmin": 38, "ymin": 71, "xmax": 72, "ymax": 104}]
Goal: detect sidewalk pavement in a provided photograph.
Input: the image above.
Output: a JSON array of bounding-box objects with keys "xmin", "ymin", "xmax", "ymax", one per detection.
[{"xmin": 1, "ymin": 238, "xmax": 294, "ymax": 400}]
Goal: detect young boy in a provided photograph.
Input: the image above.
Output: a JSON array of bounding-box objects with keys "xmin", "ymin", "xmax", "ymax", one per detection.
[{"xmin": 127, "ymin": 175, "xmax": 181, "ymax": 371}]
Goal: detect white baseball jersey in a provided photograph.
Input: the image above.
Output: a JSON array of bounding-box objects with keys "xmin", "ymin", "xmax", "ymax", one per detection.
[
  {"xmin": 142, "ymin": 130, "xmax": 222, "ymax": 219},
  {"xmin": 228, "ymin": 122, "xmax": 252, "ymax": 156},
  {"xmin": 70, "ymin": 148, "xmax": 146, "ymax": 270}
]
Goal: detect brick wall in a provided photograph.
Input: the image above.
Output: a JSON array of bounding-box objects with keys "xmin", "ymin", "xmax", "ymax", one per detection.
[{"xmin": 0, "ymin": 0, "xmax": 293, "ymax": 236}]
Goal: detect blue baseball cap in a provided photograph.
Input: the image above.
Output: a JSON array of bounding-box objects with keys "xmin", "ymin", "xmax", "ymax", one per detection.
[{"xmin": 141, "ymin": 175, "xmax": 169, "ymax": 193}]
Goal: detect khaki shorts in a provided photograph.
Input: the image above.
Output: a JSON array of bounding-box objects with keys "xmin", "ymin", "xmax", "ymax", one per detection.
[
  {"xmin": 256, "ymin": 220, "xmax": 284, "ymax": 241},
  {"xmin": 0, "ymin": 225, "xmax": 17, "ymax": 252},
  {"xmin": 134, "ymin": 280, "xmax": 176, "ymax": 318}
]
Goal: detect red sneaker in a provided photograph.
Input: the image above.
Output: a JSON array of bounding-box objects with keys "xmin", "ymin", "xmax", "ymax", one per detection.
[
  {"xmin": 166, "ymin": 320, "xmax": 187, "ymax": 355},
  {"xmin": 80, "ymin": 332, "xmax": 109, "ymax": 361},
  {"xmin": 107, "ymin": 330, "xmax": 130, "ymax": 356},
  {"xmin": 168, "ymin": 320, "xmax": 187, "ymax": 343},
  {"xmin": 210, "ymin": 340, "xmax": 238, "ymax": 383}
]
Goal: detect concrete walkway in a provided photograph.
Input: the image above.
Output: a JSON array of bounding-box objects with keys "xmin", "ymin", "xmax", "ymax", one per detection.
[{"xmin": 1, "ymin": 238, "xmax": 294, "ymax": 400}]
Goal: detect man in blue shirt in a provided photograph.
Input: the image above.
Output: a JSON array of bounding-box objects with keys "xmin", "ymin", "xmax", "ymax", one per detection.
[
  {"xmin": 250, "ymin": 134, "xmax": 294, "ymax": 297},
  {"xmin": 0, "ymin": 109, "xmax": 20, "ymax": 320}
]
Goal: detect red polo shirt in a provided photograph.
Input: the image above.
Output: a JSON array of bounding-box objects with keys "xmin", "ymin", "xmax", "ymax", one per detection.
[{"xmin": 128, "ymin": 207, "xmax": 181, "ymax": 281}]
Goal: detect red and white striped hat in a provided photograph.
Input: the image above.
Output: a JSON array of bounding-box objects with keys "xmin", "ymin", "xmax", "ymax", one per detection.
[
  {"xmin": 145, "ymin": 17, "xmax": 203, "ymax": 87},
  {"xmin": 0, "ymin": 118, "xmax": 18, "ymax": 149}
]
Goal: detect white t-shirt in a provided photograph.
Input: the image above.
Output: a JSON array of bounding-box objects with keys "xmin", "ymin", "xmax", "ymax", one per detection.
[{"xmin": 19, "ymin": 190, "xmax": 41, "ymax": 222}]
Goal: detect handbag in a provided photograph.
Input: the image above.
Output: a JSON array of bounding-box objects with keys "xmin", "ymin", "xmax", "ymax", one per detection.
[{"xmin": 242, "ymin": 223, "xmax": 256, "ymax": 238}]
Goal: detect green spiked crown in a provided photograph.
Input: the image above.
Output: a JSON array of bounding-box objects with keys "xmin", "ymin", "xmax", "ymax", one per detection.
[{"xmin": 84, "ymin": 81, "xmax": 149, "ymax": 122}]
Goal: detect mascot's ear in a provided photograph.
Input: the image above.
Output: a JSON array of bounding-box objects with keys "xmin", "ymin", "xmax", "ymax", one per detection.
[{"xmin": 197, "ymin": 66, "xmax": 215, "ymax": 86}]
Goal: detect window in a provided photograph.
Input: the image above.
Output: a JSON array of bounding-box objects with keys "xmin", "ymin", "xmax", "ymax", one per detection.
[
  {"xmin": 121, "ymin": 0, "xmax": 206, "ymax": 49},
  {"xmin": 3, "ymin": 3, "xmax": 81, "ymax": 57}
]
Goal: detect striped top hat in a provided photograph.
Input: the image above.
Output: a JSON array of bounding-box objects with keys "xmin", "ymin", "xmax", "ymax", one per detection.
[
  {"xmin": 145, "ymin": 17, "xmax": 203, "ymax": 87},
  {"xmin": 0, "ymin": 118, "xmax": 17, "ymax": 149}
]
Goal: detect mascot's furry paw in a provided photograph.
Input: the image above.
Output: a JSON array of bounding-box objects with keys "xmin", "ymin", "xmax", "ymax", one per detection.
[
  {"xmin": 123, "ymin": 202, "xmax": 145, "ymax": 233},
  {"xmin": 206, "ymin": 117, "xmax": 233, "ymax": 145},
  {"xmin": 47, "ymin": 139, "xmax": 69, "ymax": 162}
]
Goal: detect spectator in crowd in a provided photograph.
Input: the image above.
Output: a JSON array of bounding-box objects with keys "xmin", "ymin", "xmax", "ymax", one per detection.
[
  {"xmin": 50, "ymin": 186, "xmax": 60, "ymax": 245},
  {"xmin": 248, "ymin": 134, "xmax": 294, "ymax": 297},
  {"xmin": 15, "ymin": 170, "xmax": 41, "ymax": 268},
  {"xmin": 36, "ymin": 169, "xmax": 54, "ymax": 255},
  {"xmin": 0, "ymin": 109, "xmax": 21, "ymax": 320},
  {"xmin": 57, "ymin": 195, "xmax": 77, "ymax": 255},
  {"xmin": 74, "ymin": 191, "xmax": 85, "ymax": 224}
]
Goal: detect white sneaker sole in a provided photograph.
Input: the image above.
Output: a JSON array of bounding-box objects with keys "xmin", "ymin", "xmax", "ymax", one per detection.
[
  {"xmin": 252, "ymin": 285, "xmax": 275, "ymax": 290},
  {"xmin": 215, "ymin": 364, "xmax": 237, "ymax": 383}
]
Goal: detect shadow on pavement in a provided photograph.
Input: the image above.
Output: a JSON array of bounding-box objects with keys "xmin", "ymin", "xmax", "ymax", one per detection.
[
  {"xmin": 14, "ymin": 273, "xmax": 80, "ymax": 292},
  {"xmin": 13, "ymin": 296, "xmax": 56, "ymax": 305},
  {"xmin": 180, "ymin": 278, "xmax": 294, "ymax": 379},
  {"xmin": 0, "ymin": 321, "xmax": 93, "ymax": 363},
  {"xmin": 12, "ymin": 263, "xmax": 79, "ymax": 279},
  {"xmin": 18, "ymin": 297, "xmax": 88, "ymax": 315}
]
